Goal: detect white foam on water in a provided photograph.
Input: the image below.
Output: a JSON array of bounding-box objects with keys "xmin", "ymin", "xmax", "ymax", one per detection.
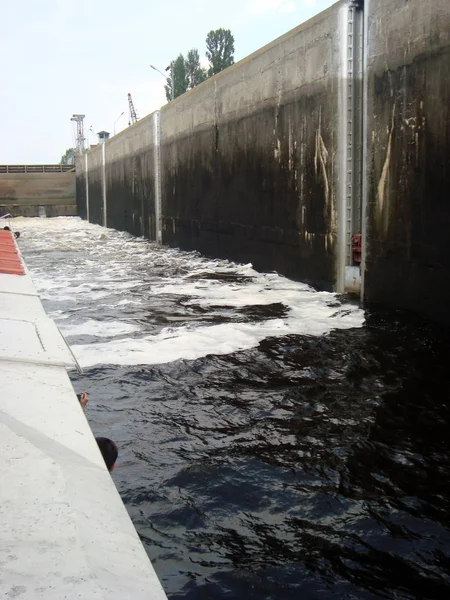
[
  {"xmin": 62, "ymin": 319, "xmax": 141, "ymax": 338},
  {"xmin": 16, "ymin": 217, "xmax": 365, "ymax": 368},
  {"xmin": 73, "ymin": 311, "xmax": 362, "ymax": 368}
]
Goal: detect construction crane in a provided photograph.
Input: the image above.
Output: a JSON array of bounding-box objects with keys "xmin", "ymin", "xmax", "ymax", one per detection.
[
  {"xmin": 70, "ymin": 114, "xmax": 86, "ymax": 153},
  {"xmin": 128, "ymin": 93, "xmax": 138, "ymax": 126}
]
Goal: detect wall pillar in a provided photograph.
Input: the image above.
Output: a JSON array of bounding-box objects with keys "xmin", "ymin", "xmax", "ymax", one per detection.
[
  {"xmin": 84, "ymin": 152, "xmax": 90, "ymax": 222},
  {"xmin": 337, "ymin": 0, "xmax": 365, "ymax": 293},
  {"xmin": 101, "ymin": 142, "xmax": 107, "ymax": 228},
  {"xmin": 153, "ymin": 111, "xmax": 162, "ymax": 244}
]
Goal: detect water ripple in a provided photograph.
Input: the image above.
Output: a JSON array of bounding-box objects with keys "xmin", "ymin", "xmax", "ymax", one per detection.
[{"xmin": 16, "ymin": 217, "xmax": 450, "ymax": 599}]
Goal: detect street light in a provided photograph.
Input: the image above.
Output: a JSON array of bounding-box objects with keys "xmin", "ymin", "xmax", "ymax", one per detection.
[
  {"xmin": 113, "ymin": 111, "xmax": 125, "ymax": 135},
  {"xmin": 150, "ymin": 64, "xmax": 166, "ymax": 78},
  {"xmin": 150, "ymin": 63, "xmax": 173, "ymax": 100},
  {"xmin": 86, "ymin": 126, "xmax": 95, "ymax": 146}
]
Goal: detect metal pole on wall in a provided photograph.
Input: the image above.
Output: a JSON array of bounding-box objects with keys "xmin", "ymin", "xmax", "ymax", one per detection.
[
  {"xmin": 84, "ymin": 152, "xmax": 90, "ymax": 222},
  {"xmin": 337, "ymin": 3, "xmax": 349, "ymax": 293},
  {"xmin": 360, "ymin": 0, "xmax": 370, "ymax": 301},
  {"xmin": 337, "ymin": 0, "xmax": 364, "ymax": 294},
  {"xmin": 153, "ymin": 111, "xmax": 162, "ymax": 243},
  {"xmin": 102, "ymin": 142, "xmax": 107, "ymax": 227}
]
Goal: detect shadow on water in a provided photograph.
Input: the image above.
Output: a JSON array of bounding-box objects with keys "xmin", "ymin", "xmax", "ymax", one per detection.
[{"xmin": 73, "ymin": 307, "xmax": 450, "ymax": 600}]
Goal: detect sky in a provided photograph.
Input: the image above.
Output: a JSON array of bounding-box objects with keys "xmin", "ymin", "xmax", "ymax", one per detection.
[{"xmin": 1, "ymin": 0, "xmax": 337, "ymax": 164}]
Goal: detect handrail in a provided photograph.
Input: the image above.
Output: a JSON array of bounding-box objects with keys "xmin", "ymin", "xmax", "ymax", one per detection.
[{"xmin": 0, "ymin": 165, "xmax": 74, "ymax": 174}]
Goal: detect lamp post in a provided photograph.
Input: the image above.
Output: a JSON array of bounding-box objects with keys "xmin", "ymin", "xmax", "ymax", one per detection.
[
  {"xmin": 150, "ymin": 63, "xmax": 173, "ymax": 100},
  {"xmin": 113, "ymin": 111, "xmax": 125, "ymax": 135},
  {"xmin": 86, "ymin": 126, "xmax": 95, "ymax": 147},
  {"xmin": 150, "ymin": 64, "xmax": 166, "ymax": 78}
]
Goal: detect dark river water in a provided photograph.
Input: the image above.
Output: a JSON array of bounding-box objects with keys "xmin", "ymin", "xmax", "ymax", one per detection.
[{"xmin": 17, "ymin": 217, "xmax": 450, "ymax": 599}]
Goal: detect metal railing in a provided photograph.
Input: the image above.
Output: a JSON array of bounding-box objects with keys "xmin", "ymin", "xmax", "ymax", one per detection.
[{"xmin": 0, "ymin": 165, "xmax": 75, "ymax": 174}]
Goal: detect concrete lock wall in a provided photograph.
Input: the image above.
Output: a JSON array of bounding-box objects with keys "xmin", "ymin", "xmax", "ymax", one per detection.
[
  {"xmin": 76, "ymin": 0, "xmax": 450, "ymax": 319},
  {"xmin": 363, "ymin": 0, "xmax": 450, "ymax": 322},
  {"xmin": 77, "ymin": 0, "xmax": 360, "ymax": 292},
  {"xmin": 105, "ymin": 115, "xmax": 156, "ymax": 238},
  {"xmin": 77, "ymin": 144, "xmax": 103, "ymax": 225},
  {"xmin": 159, "ymin": 1, "xmax": 350, "ymax": 290},
  {"xmin": 0, "ymin": 170, "xmax": 76, "ymax": 217},
  {"xmin": 78, "ymin": 116, "xmax": 157, "ymax": 239}
]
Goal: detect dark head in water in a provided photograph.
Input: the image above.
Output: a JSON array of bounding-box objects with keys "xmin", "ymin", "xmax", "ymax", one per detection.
[
  {"xmin": 3, "ymin": 226, "xmax": 20, "ymax": 238},
  {"xmin": 96, "ymin": 437, "xmax": 118, "ymax": 472}
]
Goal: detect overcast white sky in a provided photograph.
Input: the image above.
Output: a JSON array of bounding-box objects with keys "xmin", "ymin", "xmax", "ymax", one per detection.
[{"xmin": 1, "ymin": 0, "xmax": 336, "ymax": 164}]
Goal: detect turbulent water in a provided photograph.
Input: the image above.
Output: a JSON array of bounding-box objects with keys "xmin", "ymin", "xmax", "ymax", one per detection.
[{"xmin": 16, "ymin": 217, "xmax": 450, "ymax": 599}]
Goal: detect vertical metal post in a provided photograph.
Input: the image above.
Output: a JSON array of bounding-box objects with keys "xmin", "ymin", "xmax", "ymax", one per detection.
[
  {"xmin": 153, "ymin": 111, "xmax": 162, "ymax": 244},
  {"xmin": 338, "ymin": 0, "xmax": 364, "ymax": 293},
  {"xmin": 337, "ymin": 5, "xmax": 350, "ymax": 293},
  {"xmin": 345, "ymin": 5, "xmax": 355, "ymax": 267},
  {"xmin": 84, "ymin": 152, "xmax": 90, "ymax": 222},
  {"xmin": 102, "ymin": 142, "xmax": 107, "ymax": 228},
  {"xmin": 360, "ymin": 0, "xmax": 370, "ymax": 300}
]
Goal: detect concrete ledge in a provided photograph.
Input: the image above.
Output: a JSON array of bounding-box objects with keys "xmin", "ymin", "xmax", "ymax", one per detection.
[{"xmin": 0, "ymin": 240, "xmax": 167, "ymax": 599}]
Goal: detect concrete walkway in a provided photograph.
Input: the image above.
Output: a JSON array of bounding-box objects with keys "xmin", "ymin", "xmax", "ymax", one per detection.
[{"xmin": 0, "ymin": 231, "xmax": 167, "ymax": 599}]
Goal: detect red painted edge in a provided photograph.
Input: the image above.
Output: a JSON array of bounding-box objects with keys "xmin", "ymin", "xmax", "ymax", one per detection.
[{"xmin": 0, "ymin": 230, "xmax": 25, "ymax": 275}]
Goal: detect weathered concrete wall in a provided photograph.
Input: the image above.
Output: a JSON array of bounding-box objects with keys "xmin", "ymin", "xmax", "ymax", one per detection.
[
  {"xmin": 76, "ymin": 154, "xmax": 88, "ymax": 220},
  {"xmin": 77, "ymin": 116, "xmax": 156, "ymax": 238},
  {"xmin": 75, "ymin": 0, "xmax": 450, "ymax": 321},
  {"xmin": 76, "ymin": 2, "xmax": 346, "ymax": 291},
  {"xmin": 77, "ymin": 145, "xmax": 103, "ymax": 225},
  {"xmin": 105, "ymin": 116, "xmax": 156, "ymax": 238},
  {"xmin": 363, "ymin": 0, "xmax": 450, "ymax": 322},
  {"xmin": 0, "ymin": 171, "xmax": 76, "ymax": 217},
  {"xmin": 160, "ymin": 3, "xmax": 344, "ymax": 290}
]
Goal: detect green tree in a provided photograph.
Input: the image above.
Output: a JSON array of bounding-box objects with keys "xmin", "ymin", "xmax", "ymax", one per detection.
[
  {"xmin": 206, "ymin": 28, "xmax": 235, "ymax": 76},
  {"xmin": 173, "ymin": 54, "xmax": 188, "ymax": 98},
  {"xmin": 165, "ymin": 54, "xmax": 188, "ymax": 101},
  {"xmin": 185, "ymin": 48, "xmax": 207, "ymax": 89},
  {"xmin": 60, "ymin": 148, "xmax": 76, "ymax": 164},
  {"xmin": 164, "ymin": 76, "xmax": 173, "ymax": 102}
]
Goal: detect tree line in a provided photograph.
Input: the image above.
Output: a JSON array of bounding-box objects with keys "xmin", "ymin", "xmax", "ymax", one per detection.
[
  {"xmin": 61, "ymin": 29, "xmax": 235, "ymax": 161},
  {"xmin": 60, "ymin": 148, "xmax": 75, "ymax": 164},
  {"xmin": 164, "ymin": 28, "xmax": 235, "ymax": 101}
]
